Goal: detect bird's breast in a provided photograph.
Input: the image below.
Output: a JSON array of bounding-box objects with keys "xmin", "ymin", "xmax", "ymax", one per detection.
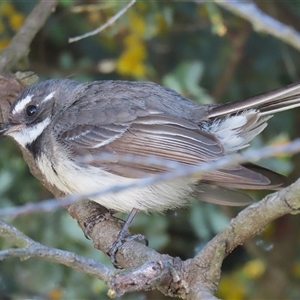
[{"xmin": 36, "ymin": 152, "xmax": 194, "ymax": 213}]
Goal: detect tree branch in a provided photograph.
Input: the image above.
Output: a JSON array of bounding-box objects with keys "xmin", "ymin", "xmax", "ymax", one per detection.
[
  {"xmin": 208, "ymin": 0, "xmax": 300, "ymax": 52},
  {"xmin": 0, "ymin": 220, "xmax": 112, "ymax": 281},
  {"xmin": 69, "ymin": 0, "xmax": 136, "ymax": 43},
  {"xmin": 0, "ymin": 0, "xmax": 58, "ymax": 72}
]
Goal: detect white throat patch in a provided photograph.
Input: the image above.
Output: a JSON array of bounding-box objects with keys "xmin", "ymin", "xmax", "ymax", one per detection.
[{"xmin": 8, "ymin": 117, "xmax": 51, "ymax": 148}]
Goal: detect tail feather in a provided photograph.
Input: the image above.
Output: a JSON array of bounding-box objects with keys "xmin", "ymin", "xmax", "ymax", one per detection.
[
  {"xmin": 193, "ymin": 163, "xmax": 286, "ymax": 206},
  {"xmin": 208, "ymin": 82, "xmax": 300, "ymax": 118},
  {"xmin": 197, "ymin": 164, "xmax": 286, "ymax": 206},
  {"xmin": 197, "ymin": 82, "xmax": 295, "ymax": 205},
  {"xmin": 193, "ymin": 183, "xmax": 253, "ymax": 206}
]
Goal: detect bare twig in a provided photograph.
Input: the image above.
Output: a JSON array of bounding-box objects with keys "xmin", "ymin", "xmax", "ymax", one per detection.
[
  {"xmin": 0, "ymin": 219, "xmax": 112, "ymax": 281},
  {"xmin": 0, "ymin": 0, "xmax": 58, "ymax": 72},
  {"xmin": 1, "ymin": 138, "xmax": 299, "ymax": 218},
  {"xmin": 69, "ymin": 0, "xmax": 136, "ymax": 43},
  {"xmin": 208, "ymin": 0, "xmax": 300, "ymax": 52}
]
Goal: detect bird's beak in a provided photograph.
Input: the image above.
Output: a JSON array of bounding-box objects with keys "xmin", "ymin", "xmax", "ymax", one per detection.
[{"xmin": 0, "ymin": 123, "xmax": 9, "ymax": 135}]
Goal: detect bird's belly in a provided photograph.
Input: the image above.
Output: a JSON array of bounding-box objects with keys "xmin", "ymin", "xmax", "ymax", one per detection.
[{"xmin": 37, "ymin": 153, "xmax": 194, "ymax": 213}]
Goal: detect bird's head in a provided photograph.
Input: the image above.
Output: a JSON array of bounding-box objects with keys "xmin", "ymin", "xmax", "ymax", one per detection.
[{"xmin": 0, "ymin": 79, "xmax": 80, "ymax": 149}]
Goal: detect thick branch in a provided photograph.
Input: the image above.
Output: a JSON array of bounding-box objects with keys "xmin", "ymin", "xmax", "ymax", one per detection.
[
  {"xmin": 184, "ymin": 178, "xmax": 300, "ymax": 299},
  {"xmin": 0, "ymin": 0, "xmax": 58, "ymax": 72}
]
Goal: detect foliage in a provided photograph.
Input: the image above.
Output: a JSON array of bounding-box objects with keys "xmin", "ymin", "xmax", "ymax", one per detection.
[
  {"xmin": 0, "ymin": 2, "xmax": 24, "ymax": 49},
  {"xmin": 1, "ymin": 0, "xmax": 300, "ymax": 299}
]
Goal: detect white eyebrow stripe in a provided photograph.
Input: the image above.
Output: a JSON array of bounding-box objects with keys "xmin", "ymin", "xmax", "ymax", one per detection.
[
  {"xmin": 42, "ymin": 91, "xmax": 55, "ymax": 103},
  {"xmin": 12, "ymin": 95, "xmax": 33, "ymax": 114}
]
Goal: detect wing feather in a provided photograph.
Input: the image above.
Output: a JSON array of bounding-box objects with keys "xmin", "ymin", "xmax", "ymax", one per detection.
[{"xmin": 54, "ymin": 110, "xmax": 282, "ymax": 188}]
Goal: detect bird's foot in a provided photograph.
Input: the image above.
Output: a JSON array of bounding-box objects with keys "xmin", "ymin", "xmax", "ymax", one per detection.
[
  {"xmin": 107, "ymin": 232, "xmax": 148, "ymax": 269},
  {"xmin": 106, "ymin": 208, "xmax": 148, "ymax": 268}
]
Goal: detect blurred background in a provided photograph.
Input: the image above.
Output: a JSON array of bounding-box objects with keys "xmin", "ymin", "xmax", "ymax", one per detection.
[{"xmin": 1, "ymin": 1, "xmax": 300, "ymax": 299}]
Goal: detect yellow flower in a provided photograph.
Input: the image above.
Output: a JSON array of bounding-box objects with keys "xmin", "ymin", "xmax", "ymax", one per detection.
[
  {"xmin": 217, "ymin": 274, "xmax": 246, "ymax": 300},
  {"xmin": 116, "ymin": 34, "xmax": 147, "ymax": 77},
  {"xmin": 48, "ymin": 288, "xmax": 62, "ymax": 300},
  {"xmin": 116, "ymin": 50, "xmax": 146, "ymax": 77},
  {"xmin": 128, "ymin": 12, "xmax": 145, "ymax": 37},
  {"xmin": 9, "ymin": 12, "xmax": 24, "ymax": 31},
  {"xmin": 116, "ymin": 10, "xmax": 148, "ymax": 78},
  {"xmin": 0, "ymin": 3, "xmax": 14, "ymax": 15},
  {"xmin": 242, "ymin": 259, "xmax": 265, "ymax": 279},
  {"xmin": 124, "ymin": 36, "xmax": 146, "ymax": 59}
]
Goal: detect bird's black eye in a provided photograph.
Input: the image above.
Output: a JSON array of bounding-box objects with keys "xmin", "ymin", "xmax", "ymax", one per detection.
[{"xmin": 26, "ymin": 105, "xmax": 37, "ymax": 116}]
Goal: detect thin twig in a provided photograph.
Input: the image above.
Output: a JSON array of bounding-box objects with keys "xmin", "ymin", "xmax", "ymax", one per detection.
[
  {"xmin": 0, "ymin": 219, "xmax": 112, "ymax": 281},
  {"xmin": 69, "ymin": 0, "xmax": 136, "ymax": 43},
  {"xmin": 1, "ymin": 138, "xmax": 300, "ymax": 218}
]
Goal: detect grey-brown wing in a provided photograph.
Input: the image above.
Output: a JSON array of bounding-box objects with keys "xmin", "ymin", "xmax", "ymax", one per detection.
[
  {"xmin": 99, "ymin": 114, "xmax": 224, "ymax": 176},
  {"xmin": 54, "ymin": 107, "xmax": 281, "ymax": 190},
  {"xmin": 56, "ymin": 113, "xmax": 223, "ymax": 174}
]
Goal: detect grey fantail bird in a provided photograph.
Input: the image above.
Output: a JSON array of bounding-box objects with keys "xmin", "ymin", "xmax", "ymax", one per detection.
[{"xmin": 0, "ymin": 79, "xmax": 299, "ymax": 229}]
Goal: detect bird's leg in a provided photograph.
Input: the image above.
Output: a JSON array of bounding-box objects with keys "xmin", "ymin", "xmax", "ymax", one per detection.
[{"xmin": 107, "ymin": 208, "xmax": 148, "ymax": 268}]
